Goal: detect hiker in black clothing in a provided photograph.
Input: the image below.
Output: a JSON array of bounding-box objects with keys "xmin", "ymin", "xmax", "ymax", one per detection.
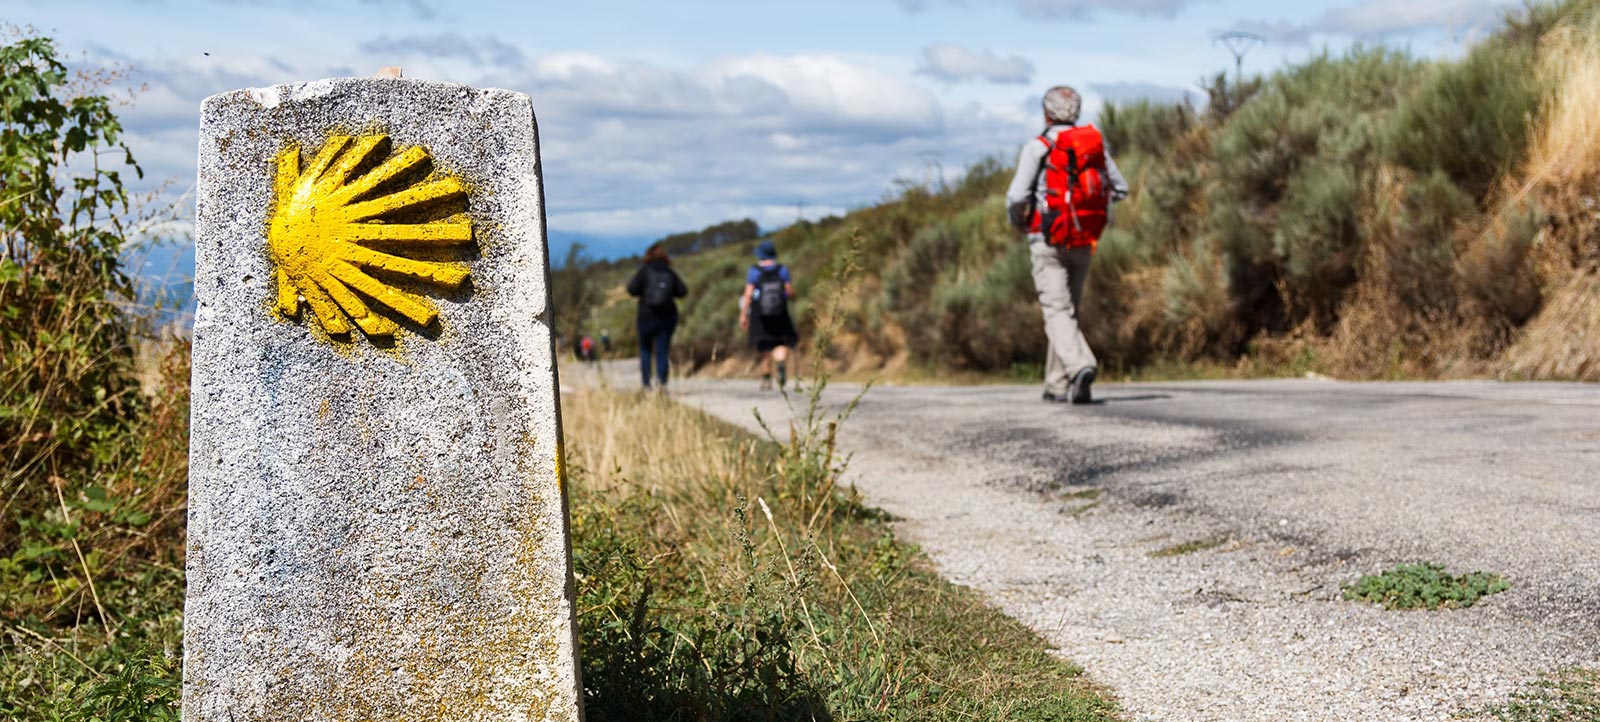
[
  {"xmin": 626, "ymin": 243, "xmax": 689, "ymax": 389},
  {"xmin": 739, "ymin": 240, "xmax": 798, "ymax": 390}
]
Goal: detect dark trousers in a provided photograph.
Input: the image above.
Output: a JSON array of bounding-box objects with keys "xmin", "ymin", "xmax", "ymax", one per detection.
[{"xmin": 638, "ymin": 318, "xmax": 676, "ymax": 388}]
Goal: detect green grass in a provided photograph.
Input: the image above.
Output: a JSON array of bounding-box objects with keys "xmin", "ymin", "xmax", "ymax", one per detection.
[
  {"xmin": 1148, "ymin": 535, "xmax": 1231, "ymax": 558},
  {"xmin": 1342, "ymin": 563, "xmax": 1509, "ymax": 610},
  {"xmin": 1493, "ymin": 669, "xmax": 1600, "ymax": 722},
  {"xmin": 565, "ymin": 384, "xmax": 1121, "ymax": 721},
  {"xmin": 567, "ymin": 250, "xmax": 1120, "ymax": 720}
]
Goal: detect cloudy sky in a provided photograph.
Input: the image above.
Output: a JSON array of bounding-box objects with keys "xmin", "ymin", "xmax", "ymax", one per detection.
[{"xmin": 5, "ymin": 0, "xmax": 1520, "ymax": 265}]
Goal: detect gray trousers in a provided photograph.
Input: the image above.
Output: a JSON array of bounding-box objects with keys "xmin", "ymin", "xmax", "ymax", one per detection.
[{"xmin": 1029, "ymin": 240, "xmax": 1097, "ymax": 395}]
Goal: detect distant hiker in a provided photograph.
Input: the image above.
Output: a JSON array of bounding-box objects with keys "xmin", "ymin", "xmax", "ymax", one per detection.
[
  {"xmin": 626, "ymin": 243, "xmax": 689, "ymax": 389},
  {"xmin": 739, "ymin": 240, "xmax": 798, "ymax": 390},
  {"xmin": 579, "ymin": 335, "xmax": 596, "ymax": 363},
  {"xmin": 1006, "ymin": 85, "xmax": 1129, "ymax": 404},
  {"xmin": 599, "ymin": 328, "xmax": 612, "ymax": 354}
]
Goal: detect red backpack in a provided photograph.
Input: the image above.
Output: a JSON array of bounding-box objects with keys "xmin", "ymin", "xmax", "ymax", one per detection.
[{"xmin": 1032, "ymin": 125, "xmax": 1110, "ymax": 250}]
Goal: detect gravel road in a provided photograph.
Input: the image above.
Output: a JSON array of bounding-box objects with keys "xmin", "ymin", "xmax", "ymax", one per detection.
[{"xmin": 660, "ymin": 375, "xmax": 1600, "ymax": 722}]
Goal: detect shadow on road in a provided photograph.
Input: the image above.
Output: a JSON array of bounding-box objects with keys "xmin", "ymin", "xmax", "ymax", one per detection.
[{"xmin": 1081, "ymin": 393, "xmax": 1172, "ymax": 405}]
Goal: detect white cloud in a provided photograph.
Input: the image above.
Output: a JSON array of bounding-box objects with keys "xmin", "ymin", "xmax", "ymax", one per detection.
[
  {"xmin": 770, "ymin": 132, "xmax": 806, "ymax": 150},
  {"xmin": 703, "ymin": 53, "xmax": 943, "ymax": 132},
  {"xmin": 358, "ymin": 33, "xmax": 525, "ymax": 68},
  {"xmin": 1091, "ymin": 81, "xmax": 1196, "ymax": 105},
  {"xmin": 1234, "ymin": 0, "xmax": 1521, "ymax": 44},
  {"xmin": 107, "ymin": 43, "xmax": 1023, "ymax": 248},
  {"xmin": 1015, "ymin": 0, "xmax": 1201, "ymax": 18},
  {"xmin": 916, "ymin": 44, "xmax": 1034, "ymax": 84},
  {"xmin": 900, "ymin": 0, "xmax": 1206, "ymax": 19}
]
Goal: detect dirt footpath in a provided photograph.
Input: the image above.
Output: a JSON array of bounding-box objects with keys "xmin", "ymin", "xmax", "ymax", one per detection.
[{"xmin": 671, "ymin": 376, "xmax": 1600, "ymax": 722}]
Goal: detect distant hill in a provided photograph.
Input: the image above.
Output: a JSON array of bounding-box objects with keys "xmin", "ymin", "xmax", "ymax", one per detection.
[{"xmin": 559, "ymin": 0, "xmax": 1600, "ymax": 382}]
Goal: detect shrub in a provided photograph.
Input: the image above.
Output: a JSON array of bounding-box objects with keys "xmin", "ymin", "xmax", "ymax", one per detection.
[
  {"xmin": 1458, "ymin": 202, "xmax": 1545, "ymax": 326},
  {"xmin": 1, "ymin": 35, "xmax": 144, "ymax": 548},
  {"xmin": 1100, "ymin": 99, "xmax": 1196, "ymax": 159},
  {"xmin": 1343, "ymin": 563, "xmax": 1509, "ymax": 610},
  {"xmin": 1161, "ymin": 238, "xmax": 1238, "ymax": 355},
  {"xmin": 0, "ymin": 34, "xmax": 190, "ymax": 720},
  {"xmin": 927, "ymin": 243, "xmax": 1041, "ymax": 370},
  {"xmin": 1387, "ymin": 37, "xmax": 1543, "ymax": 200},
  {"xmin": 1209, "ymin": 48, "xmax": 1423, "ymax": 331}
]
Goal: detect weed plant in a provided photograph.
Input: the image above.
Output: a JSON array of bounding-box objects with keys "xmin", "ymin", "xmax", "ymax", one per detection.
[
  {"xmin": 1148, "ymin": 535, "xmax": 1230, "ymax": 558},
  {"xmin": 1342, "ymin": 563, "xmax": 1509, "ymax": 611},
  {"xmin": 1, "ymin": 31, "xmax": 189, "ymax": 721},
  {"xmin": 1493, "ymin": 669, "xmax": 1600, "ymax": 722}
]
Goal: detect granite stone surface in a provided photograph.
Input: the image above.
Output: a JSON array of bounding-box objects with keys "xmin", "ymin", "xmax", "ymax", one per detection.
[{"xmin": 185, "ymin": 78, "xmax": 580, "ymax": 721}]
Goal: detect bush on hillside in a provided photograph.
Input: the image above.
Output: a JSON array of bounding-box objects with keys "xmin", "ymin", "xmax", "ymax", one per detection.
[
  {"xmin": 1386, "ymin": 39, "xmax": 1543, "ymax": 200},
  {"xmin": 1208, "ymin": 48, "xmax": 1422, "ymax": 331},
  {"xmin": 1100, "ymin": 99, "xmax": 1196, "ymax": 158}
]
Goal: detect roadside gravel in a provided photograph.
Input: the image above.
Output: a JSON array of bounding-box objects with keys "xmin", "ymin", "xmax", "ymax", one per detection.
[{"xmin": 678, "ymin": 378, "xmax": 1600, "ymax": 722}]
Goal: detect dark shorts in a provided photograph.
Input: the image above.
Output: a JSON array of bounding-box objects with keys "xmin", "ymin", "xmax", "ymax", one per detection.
[{"xmin": 748, "ymin": 312, "xmax": 798, "ymax": 352}]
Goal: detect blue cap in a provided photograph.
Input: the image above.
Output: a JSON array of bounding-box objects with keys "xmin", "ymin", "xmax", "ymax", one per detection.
[{"xmin": 755, "ymin": 240, "xmax": 778, "ymax": 260}]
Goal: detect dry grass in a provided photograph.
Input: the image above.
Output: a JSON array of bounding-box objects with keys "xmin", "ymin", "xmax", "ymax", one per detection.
[
  {"xmin": 562, "ymin": 383, "xmax": 753, "ymax": 500},
  {"xmin": 1491, "ymin": 10, "xmax": 1600, "ymax": 379},
  {"xmin": 1515, "ymin": 19, "xmax": 1600, "ymax": 218},
  {"xmin": 560, "ymin": 376, "xmax": 1121, "ymax": 721},
  {"xmin": 1505, "ymin": 271, "xmax": 1600, "ymax": 380}
]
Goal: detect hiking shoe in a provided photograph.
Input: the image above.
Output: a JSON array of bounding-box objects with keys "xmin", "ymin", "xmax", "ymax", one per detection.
[{"xmin": 1069, "ymin": 367, "xmax": 1097, "ymax": 405}]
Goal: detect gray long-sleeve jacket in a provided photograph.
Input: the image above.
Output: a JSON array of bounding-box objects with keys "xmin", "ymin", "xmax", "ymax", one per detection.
[{"xmin": 1005, "ymin": 124, "xmax": 1130, "ymax": 240}]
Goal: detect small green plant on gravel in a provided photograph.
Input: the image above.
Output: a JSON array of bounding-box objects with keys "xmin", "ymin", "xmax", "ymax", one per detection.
[
  {"xmin": 1493, "ymin": 669, "xmax": 1600, "ymax": 722},
  {"xmin": 1342, "ymin": 563, "xmax": 1509, "ymax": 610},
  {"xmin": 1148, "ymin": 535, "xmax": 1231, "ymax": 558}
]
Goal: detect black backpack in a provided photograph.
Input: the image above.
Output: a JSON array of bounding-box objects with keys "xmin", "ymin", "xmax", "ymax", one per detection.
[
  {"xmin": 754, "ymin": 265, "xmax": 788, "ymax": 317},
  {"xmin": 643, "ymin": 266, "xmax": 675, "ymax": 309}
]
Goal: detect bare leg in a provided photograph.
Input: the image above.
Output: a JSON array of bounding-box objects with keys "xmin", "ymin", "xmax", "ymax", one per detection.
[{"xmin": 772, "ymin": 346, "xmax": 789, "ymax": 388}]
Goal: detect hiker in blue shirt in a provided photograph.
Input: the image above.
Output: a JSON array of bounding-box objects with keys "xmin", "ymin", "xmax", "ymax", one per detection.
[{"xmin": 739, "ymin": 240, "xmax": 798, "ymax": 390}]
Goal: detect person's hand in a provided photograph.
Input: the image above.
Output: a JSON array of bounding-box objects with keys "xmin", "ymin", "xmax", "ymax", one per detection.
[{"xmin": 739, "ymin": 313, "xmax": 749, "ymax": 331}]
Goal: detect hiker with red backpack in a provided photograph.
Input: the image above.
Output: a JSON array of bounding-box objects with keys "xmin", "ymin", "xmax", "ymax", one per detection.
[
  {"xmin": 627, "ymin": 243, "xmax": 690, "ymax": 389},
  {"xmin": 739, "ymin": 240, "xmax": 798, "ymax": 391},
  {"xmin": 1006, "ymin": 85, "xmax": 1129, "ymax": 405}
]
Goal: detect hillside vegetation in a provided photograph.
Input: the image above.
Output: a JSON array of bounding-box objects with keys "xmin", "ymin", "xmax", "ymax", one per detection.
[{"xmin": 569, "ymin": 0, "xmax": 1600, "ymax": 382}]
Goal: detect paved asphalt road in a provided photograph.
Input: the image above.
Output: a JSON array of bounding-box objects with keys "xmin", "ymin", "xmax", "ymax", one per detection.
[{"xmin": 660, "ymin": 375, "xmax": 1600, "ymax": 722}]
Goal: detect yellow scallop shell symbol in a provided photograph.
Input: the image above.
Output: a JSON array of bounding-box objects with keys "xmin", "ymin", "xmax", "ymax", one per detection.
[{"xmin": 268, "ymin": 134, "xmax": 472, "ymax": 340}]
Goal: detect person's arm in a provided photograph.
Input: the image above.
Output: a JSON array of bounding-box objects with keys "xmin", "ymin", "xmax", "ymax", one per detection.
[
  {"xmin": 738, "ymin": 283, "xmax": 755, "ymax": 330},
  {"xmin": 781, "ymin": 266, "xmax": 794, "ymax": 298},
  {"xmin": 1005, "ymin": 138, "xmax": 1047, "ymax": 232},
  {"xmin": 625, "ymin": 267, "xmax": 645, "ymax": 297},
  {"xmin": 1104, "ymin": 142, "xmax": 1130, "ymax": 202},
  {"xmin": 672, "ymin": 269, "xmax": 689, "ymax": 298}
]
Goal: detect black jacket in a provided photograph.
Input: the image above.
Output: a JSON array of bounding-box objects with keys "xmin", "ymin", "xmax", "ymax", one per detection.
[{"xmin": 626, "ymin": 260, "xmax": 689, "ymax": 324}]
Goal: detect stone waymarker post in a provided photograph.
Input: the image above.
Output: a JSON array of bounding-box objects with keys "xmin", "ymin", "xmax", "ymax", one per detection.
[{"xmin": 185, "ymin": 78, "xmax": 581, "ymax": 721}]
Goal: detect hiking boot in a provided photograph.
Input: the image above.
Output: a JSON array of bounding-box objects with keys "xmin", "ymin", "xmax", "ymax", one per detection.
[{"xmin": 1069, "ymin": 367, "xmax": 1097, "ymax": 405}]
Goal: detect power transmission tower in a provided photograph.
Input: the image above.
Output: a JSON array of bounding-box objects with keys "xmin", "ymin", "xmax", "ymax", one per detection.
[{"xmin": 1214, "ymin": 31, "xmax": 1267, "ymax": 88}]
